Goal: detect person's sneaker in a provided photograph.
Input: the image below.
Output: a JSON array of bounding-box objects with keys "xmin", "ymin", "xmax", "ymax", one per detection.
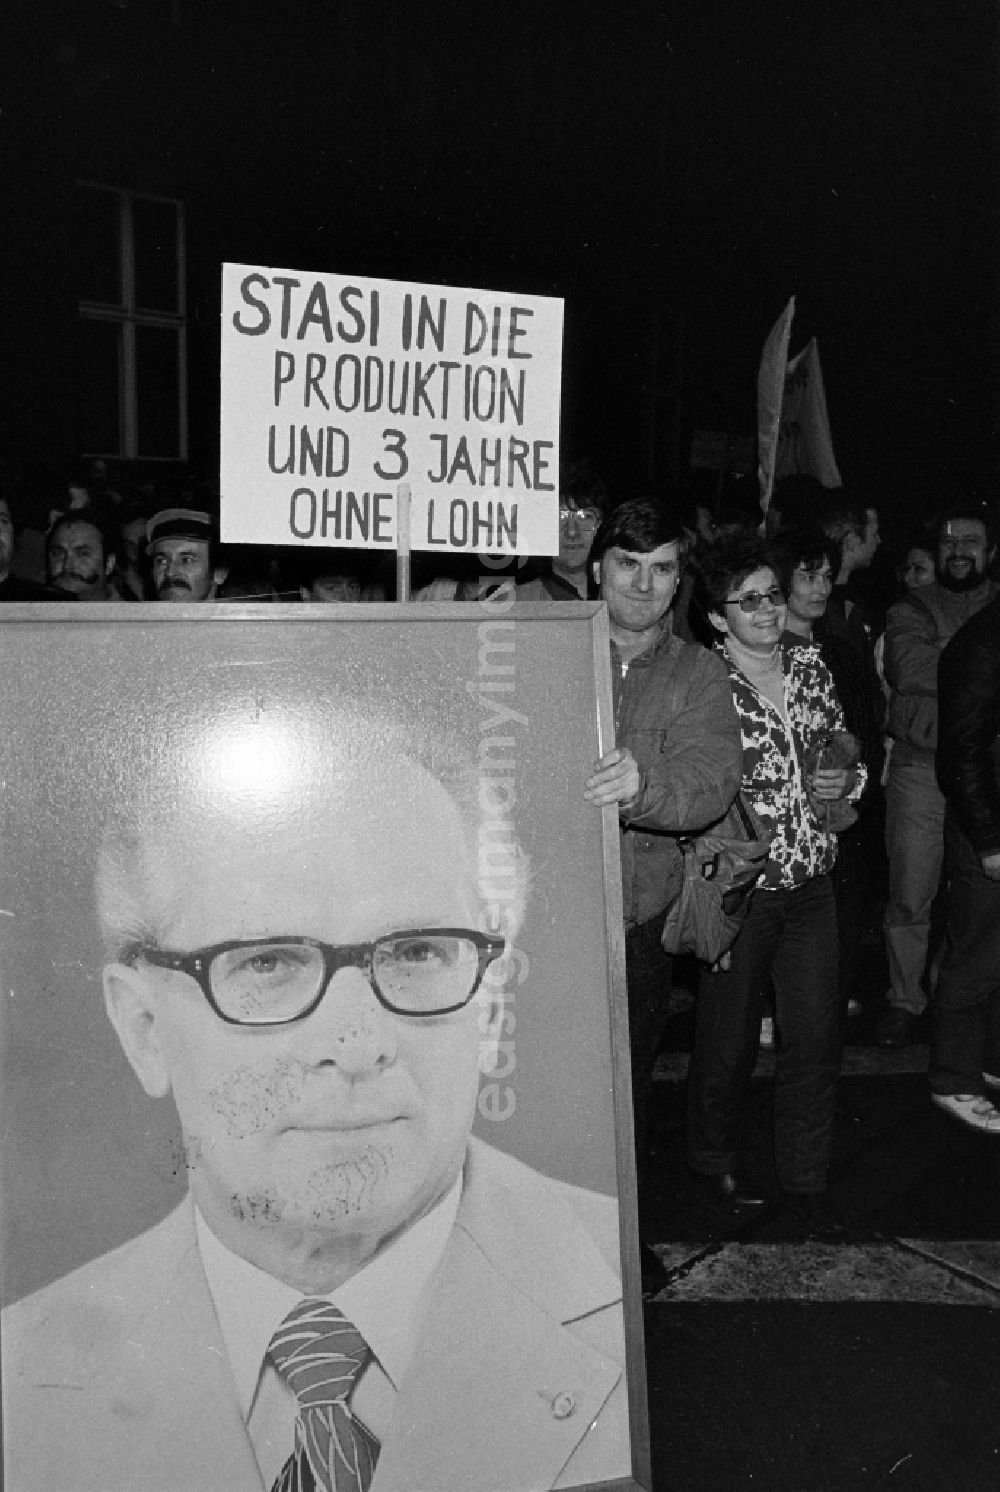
[
  {"xmin": 759, "ymin": 1016, "xmax": 775, "ymax": 1050},
  {"xmin": 874, "ymin": 1007, "xmax": 920, "ymax": 1049},
  {"xmin": 930, "ymin": 1092, "xmax": 1000, "ymax": 1133}
]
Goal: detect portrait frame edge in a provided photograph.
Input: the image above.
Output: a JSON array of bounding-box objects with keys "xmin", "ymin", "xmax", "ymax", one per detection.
[{"xmin": 0, "ymin": 598, "xmax": 652, "ymax": 1492}]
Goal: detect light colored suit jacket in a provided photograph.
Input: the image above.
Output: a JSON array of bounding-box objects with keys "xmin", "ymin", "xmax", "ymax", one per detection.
[{"xmin": 2, "ymin": 1138, "xmax": 632, "ymax": 1492}]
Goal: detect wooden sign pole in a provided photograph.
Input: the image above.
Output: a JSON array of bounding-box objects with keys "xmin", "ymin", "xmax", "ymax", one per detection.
[{"xmin": 395, "ymin": 483, "xmax": 412, "ymax": 602}]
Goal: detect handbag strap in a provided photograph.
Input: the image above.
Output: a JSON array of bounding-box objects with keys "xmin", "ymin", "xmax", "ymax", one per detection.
[
  {"xmin": 731, "ymin": 790, "xmax": 757, "ymax": 839},
  {"xmin": 680, "ymin": 791, "xmax": 758, "ymax": 853}
]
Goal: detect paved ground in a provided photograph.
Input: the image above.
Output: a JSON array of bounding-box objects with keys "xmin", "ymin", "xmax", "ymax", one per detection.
[{"xmin": 639, "ymin": 964, "xmax": 1000, "ymax": 1492}]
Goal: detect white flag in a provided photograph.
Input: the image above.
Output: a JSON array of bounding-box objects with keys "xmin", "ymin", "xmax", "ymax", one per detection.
[
  {"xmin": 775, "ymin": 337, "xmax": 842, "ymax": 487},
  {"xmin": 757, "ymin": 296, "xmax": 795, "ymax": 513}
]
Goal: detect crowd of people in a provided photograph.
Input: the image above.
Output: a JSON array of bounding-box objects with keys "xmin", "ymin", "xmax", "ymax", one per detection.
[
  {"xmin": 0, "ymin": 457, "xmax": 613, "ymax": 606},
  {"xmin": 574, "ymin": 475, "xmax": 998, "ymax": 1281},
  {"xmin": 2, "ymin": 456, "xmax": 998, "ymax": 1243}
]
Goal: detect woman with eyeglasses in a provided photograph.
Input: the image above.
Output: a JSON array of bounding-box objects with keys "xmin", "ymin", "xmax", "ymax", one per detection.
[{"xmin": 685, "ymin": 533, "xmax": 866, "ymax": 1229}]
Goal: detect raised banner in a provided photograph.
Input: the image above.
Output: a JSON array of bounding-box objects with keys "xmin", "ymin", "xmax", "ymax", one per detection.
[
  {"xmin": 220, "ymin": 264, "xmax": 563, "ymax": 554},
  {"xmin": 756, "ymin": 295, "xmax": 795, "ymax": 514},
  {"xmin": 774, "ymin": 336, "xmax": 842, "ymax": 488}
]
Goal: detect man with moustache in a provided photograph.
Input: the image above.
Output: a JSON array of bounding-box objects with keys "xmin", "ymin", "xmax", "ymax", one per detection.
[
  {"xmin": 877, "ymin": 504, "xmax": 998, "ymax": 1048},
  {"xmin": 0, "ymin": 495, "xmax": 75, "ymax": 600},
  {"xmin": 148, "ymin": 506, "xmax": 229, "ymax": 601},
  {"xmin": 2, "ymin": 707, "xmax": 630, "ymax": 1492},
  {"xmin": 45, "ymin": 506, "xmax": 117, "ymax": 601}
]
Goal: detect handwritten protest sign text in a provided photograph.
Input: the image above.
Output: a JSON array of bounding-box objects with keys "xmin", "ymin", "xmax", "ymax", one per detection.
[{"xmin": 221, "ymin": 266, "xmax": 563, "ymax": 554}]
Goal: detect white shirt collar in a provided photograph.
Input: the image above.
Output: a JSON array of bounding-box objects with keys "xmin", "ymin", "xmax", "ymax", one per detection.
[{"xmin": 196, "ymin": 1175, "xmax": 463, "ymax": 1419}]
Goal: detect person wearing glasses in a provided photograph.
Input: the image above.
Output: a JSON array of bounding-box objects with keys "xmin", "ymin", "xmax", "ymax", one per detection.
[
  {"xmin": 686, "ymin": 533, "xmax": 865, "ymax": 1230},
  {"xmin": 411, "ymin": 459, "xmax": 609, "ymax": 603},
  {"xmin": 3, "ymin": 709, "xmax": 629, "ymax": 1492},
  {"xmin": 554, "ymin": 501, "xmax": 604, "ymax": 598},
  {"xmin": 515, "ymin": 458, "xmax": 609, "ymax": 601}
]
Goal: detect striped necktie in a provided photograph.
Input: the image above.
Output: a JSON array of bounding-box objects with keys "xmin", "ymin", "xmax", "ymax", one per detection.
[{"xmin": 268, "ymin": 1298, "xmax": 380, "ymax": 1492}]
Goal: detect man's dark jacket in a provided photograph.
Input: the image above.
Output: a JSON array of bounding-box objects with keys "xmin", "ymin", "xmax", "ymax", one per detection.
[{"xmin": 936, "ymin": 594, "xmax": 1000, "ymax": 858}]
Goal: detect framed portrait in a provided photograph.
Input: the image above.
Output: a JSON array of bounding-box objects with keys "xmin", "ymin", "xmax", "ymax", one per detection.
[{"xmin": 0, "ymin": 601, "xmax": 649, "ymax": 1492}]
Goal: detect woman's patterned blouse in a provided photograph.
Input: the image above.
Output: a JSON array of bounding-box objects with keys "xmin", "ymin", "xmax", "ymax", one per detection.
[{"xmin": 719, "ymin": 639, "xmax": 868, "ymax": 891}]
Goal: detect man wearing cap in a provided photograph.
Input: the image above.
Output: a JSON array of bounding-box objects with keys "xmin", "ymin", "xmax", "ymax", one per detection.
[{"xmin": 148, "ymin": 507, "xmax": 229, "ymax": 602}]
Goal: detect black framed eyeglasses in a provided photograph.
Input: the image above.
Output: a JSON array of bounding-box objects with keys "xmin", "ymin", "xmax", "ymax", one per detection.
[
  {"xmin": 724, "ymin": 586, "xmax": 785, "ymax": 614},
  {"xmin": 123, "ymin": 928, "xmax": 506, "ymax": 1026}
]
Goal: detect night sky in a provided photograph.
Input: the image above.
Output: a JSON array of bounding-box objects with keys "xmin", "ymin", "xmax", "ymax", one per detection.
[{"xmin": 6, "ymin": 0, "xmax": 998, "ymax": 530}]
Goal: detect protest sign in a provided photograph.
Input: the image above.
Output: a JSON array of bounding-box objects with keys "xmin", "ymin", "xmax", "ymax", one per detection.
[
  {"xmin": 220, "ymin": 264, "xmax": 564, "ymax": 555},
  {"xmin": 756, "ymin": 295, "xmax": 795, "ymax": 514},
  {"xmin": 774, "ymin": 337, "xmax": 842, "ymax": 488}
]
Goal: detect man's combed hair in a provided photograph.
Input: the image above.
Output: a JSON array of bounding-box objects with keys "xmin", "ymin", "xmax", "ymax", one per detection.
[
  {"xmin": 588, "ymin": 498, "xmax": 684, "ymax": 576},
  {"xmin": 693, "ymin": 532, "xmax": 778, "ymax": 621},
  {"xmin": 96, "ymin": 818, "xmax": 169, "ymax": 959},
  {"xmin": 95, "ymin": 701, "xmax": 531, "ymax": 961}
]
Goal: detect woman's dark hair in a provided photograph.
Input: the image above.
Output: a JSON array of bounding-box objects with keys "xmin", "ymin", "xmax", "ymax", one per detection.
[
  {"xmin": 588, "ymin": 498, "xmax": 684, "ymax": 578},
  {"xmin": 771, "ymin": 524, "xmax": 840, "ymax": 595},
  {"xmin": 694, "ymin": 532, "xmax": 778, "ymax": 618}
]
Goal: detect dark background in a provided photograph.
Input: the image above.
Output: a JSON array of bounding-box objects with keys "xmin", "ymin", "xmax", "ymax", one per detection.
[{"xmin": 4, "ymin": 0, "xmax": 998, "ymax": 530}]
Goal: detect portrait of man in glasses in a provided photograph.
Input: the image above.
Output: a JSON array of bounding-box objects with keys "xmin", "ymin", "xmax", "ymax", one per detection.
[{"xmin": 1, "ymin": 656, "xmax": 630, "ymax": 1492}]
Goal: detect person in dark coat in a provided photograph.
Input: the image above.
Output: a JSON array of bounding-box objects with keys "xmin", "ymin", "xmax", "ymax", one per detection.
[{"xmin": 928, "ymin": 593, "xmax": 1000, "ymax": 1131}]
